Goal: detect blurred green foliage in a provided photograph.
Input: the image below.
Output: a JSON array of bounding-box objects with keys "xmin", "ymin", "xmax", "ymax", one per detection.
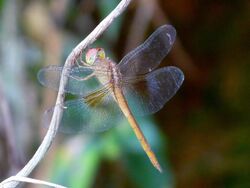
[{"xmin": 50, "ymin": 118, "xmax": 172, "ymax": 188}]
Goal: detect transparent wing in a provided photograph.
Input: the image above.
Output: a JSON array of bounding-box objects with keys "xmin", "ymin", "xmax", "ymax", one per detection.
[
  {"xmin": 37, "ymin": 65, "xmax": 110, "ymax": 96},
  {"xmin": 44, "ymin": 85, "xmax": 123, "ymax": 133},
  {"xmin": 118, "ymin": 25, "xmax": 176, "ymax": 76},
  {"xmin": 122, "ymin": 66, "xmax": 184, "ymax": 116}
]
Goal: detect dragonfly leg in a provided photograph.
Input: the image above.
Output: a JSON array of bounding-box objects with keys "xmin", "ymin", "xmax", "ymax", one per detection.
[
  {"xmin": 61, "ymin": 104, "xmax": 67, "ymax": 109},
  {"xmin": 69, "ymin": 72, "xmax": 96, "ymax": 81},
  {"xmin": 76, "ymin": 59, "xmax": 95, "ymax": 68},
  {"xmin": 75, "ymin": 59, "xmax": 86, "ymax": 67},
  {"xmin": 82, "ymin": 61, "xmax": 92, "ymax": 67},
  {"xmin": 55, "ymin": 102, "xmax": 67, "ymax": 109}
]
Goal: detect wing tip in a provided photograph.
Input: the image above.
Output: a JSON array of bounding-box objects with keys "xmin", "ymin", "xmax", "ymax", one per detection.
[
  {"xmin": 160, "ymin": 24, "xmax": 177, "ymax": 45},
  {"xmin": 167, "ymin": 66, "xmax": 185, "ymax": 87}
]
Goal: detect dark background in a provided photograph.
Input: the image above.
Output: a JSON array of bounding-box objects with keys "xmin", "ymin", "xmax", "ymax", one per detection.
[{"xmin": 0, "ymin": 0, "xmax": 249, "ymax": 187}]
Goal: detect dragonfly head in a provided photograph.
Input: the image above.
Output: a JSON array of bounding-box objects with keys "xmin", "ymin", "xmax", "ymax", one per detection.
[{"xmin": 85, "ymin": 48, "xmax": 106, "ymax": 65}]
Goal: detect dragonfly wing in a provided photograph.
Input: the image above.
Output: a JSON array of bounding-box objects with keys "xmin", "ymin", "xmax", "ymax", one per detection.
[
  {"xmin": 123, "ymin": 66, "xmax": 184, "ymax": 116},
  {"xmin": 118, "ymin": 25, "xmax": 176, "ymax": 76},
  {"xmin": 37, "ymin": 65, "xmax": 109, "ymax": 96},
  {"xmin": 44, "ymin": 85, "xmax": 123, "ymax": 133}
]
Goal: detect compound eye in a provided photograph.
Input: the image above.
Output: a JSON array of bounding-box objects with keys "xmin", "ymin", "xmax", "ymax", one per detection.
[
  {"xmin": 97, "ymin": 48, "xmax": 105, "ymax": 60},
  {"xmin": 85, "ymin": 49, "xmax": 98, "ymax": 65}
]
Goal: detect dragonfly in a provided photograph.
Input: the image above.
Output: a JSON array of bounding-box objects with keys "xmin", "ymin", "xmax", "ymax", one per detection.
[{"xmin": 37, "ymin": 25, "xmax": 184, "ymax": 172}]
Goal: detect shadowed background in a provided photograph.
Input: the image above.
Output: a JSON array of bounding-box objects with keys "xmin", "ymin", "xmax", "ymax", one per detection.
[{"xmin": 0, "ymin": 0, "xmax": 249, "ymax": 187}]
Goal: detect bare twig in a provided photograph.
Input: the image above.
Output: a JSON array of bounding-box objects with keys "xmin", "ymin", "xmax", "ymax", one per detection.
[
  {"xmin": 0, "ymin": 0, "xmax": 132, "ymax": 187},
  {"xmin": 1, "ymin": 176, "xmax": 67, "ymax": 188}
]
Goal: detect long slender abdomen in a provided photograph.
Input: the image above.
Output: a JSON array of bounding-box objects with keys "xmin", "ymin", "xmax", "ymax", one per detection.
[{"xmin": 113, "ymin": 86, "xmax": 162, "ymax": 172}]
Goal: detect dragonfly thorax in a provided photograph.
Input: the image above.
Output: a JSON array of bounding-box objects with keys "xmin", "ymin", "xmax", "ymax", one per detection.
[
  {"xmin": 110, "ymin": 61, "xmax": 122, "ymax": 86},
  {"xmin": 95, "ymin": 58, "xmax": 122, "ymax": 88}
]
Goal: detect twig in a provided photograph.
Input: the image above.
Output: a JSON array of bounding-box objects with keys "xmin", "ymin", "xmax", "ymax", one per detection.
[
  {"xmin": 0, "ymin": 0, "xmax": 132, "ymax": 187},
  {"xmin": 1, "ymin": 176, "xmax": 67, "ymax": 188}
]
